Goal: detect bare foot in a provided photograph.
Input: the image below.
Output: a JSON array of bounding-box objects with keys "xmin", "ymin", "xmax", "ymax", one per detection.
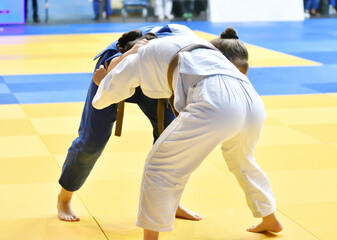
[
  {"xmin": 247, "ymin": 213, "xmax": 283, "ymax": 233},
  {"xmin": 57, "ymin": 188, "xmax": 80, "ymax": 222},
  {"xmin": 175, "ymin": 205, "xmax": 202, "ymax": 221}
]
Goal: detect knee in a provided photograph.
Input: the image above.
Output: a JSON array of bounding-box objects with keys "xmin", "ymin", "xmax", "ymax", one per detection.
[
  {"xmin": 81, "ymin": 138, "xmax": 107, "ymax": 156},
  {"xmin": 221, "ymin": 143, "xmax": 242, "ymax": 171},
  {"xmin": 71, "ymin": 137, "xmax": 107, "ymax": 161}
]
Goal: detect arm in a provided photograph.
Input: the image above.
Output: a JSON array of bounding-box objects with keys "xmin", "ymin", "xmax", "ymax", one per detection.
[
  {"xmin": 93, "ymin": 39, "xmax": 149, "ymax": 86},
  {"xmin": 92, "ymin": 52, "xmax": 141, "ymax": 109}
]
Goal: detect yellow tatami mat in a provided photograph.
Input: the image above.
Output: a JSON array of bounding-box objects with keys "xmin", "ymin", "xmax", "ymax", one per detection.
[
  {"xmin": 0, "ymin": 93, "xmax": 336, "ymax": 239},
  {"xmin": 194, "ymin": 31, "xmax": 321, "ymax": 67},
  {"xmin": 0, "ymin": 31, "xmax": 320, "ymax": 76}
]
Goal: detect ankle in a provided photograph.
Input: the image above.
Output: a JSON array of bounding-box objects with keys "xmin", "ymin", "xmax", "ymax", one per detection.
[
  {"xmin": 58, "ymin": 188, "xmax": 73, "ymax": 202},
  {"xmin": 144, "ymin": 229, "xmax": 159, "ymax": 240},
  {"xmin": 263, "ymin": 213, "xmax": 276, "ymax": 220},
  {"xmin": 58, "ymin": 194, "xmax": 69, "ymax": 203},
  {"xmin": 262, "ymin": 213, "xmax": 283, "ymax": 232}
]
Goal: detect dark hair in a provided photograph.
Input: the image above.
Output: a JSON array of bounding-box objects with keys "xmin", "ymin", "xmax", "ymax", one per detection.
[
  {"xmin": 116, "ymin": 29, "xmax": 158, "ymax": 53},
  {"xmin": 210, "ymin": 27, "xmax": 249, "ymax": 75}
]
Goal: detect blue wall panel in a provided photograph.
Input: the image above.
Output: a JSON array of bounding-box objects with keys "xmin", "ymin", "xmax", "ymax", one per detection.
[{"xmin": 0, "ymin": 0, "xmax": 25, "ymax": 25}]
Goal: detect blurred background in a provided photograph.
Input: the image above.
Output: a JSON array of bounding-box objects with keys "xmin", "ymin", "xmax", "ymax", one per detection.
[
  {"xmin": 2, "ymin": 0, "xmax": 336, "ymax": 25},
  {"xmin": 0, "ymin": 1, "xmax": 337, "ymax": 240}
]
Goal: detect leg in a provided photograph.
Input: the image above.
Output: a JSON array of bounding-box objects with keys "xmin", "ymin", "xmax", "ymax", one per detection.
[
  {"xmin": 154, "ymin": 0, "xmax": 164, "ymax": 19},
  {"xmin": 144, "ymin": 229, "xmax": 159, "ymax": 240},
  {"xmin": 310, "ymin": 0, "xmax": 320, "ymax": 15},
  {"xmin": 221, "ymin": 89, "xmax": 282, "ymax": 232},
  {"xmin": 131, "ymin": 88, "xmax": 175, "ymax": 143},
  {"xmin": 164, "ymin": 0, "xmax": 173, "ymax": 19},
  {"xmin": 93, "ymin": 0, "xmax": 99, "ymax": 19},
  {"xmin": 105, "ymin": 0, "xmax": 112, "ymax": 16},
  {"xmin": 133, "ymin": 89, "xmax": 201, "ymax": 220},
  {"xmin": 312, "ymin": 0, "xmax": 320, "ymax": 9},
  {"xmin": 58, "ymin": 80, "xmax": 117, "ymax": 221},
  {"xmin": 304, "ymin": 0, "xmax": 311, "ymax": 10},
  {"xmin": 25, "ymin": 0, "xmax": 28, "ymax": 20},
  {"xmin": 58, "ymin": 80, "xmax": 117, "ymax": 192},
  {"xmin": 136, "ymin": 76, "xmax": 243, "ymax": 232},
  {"xmin": 57, "ymin": 188, "xmax": 79, "ymax": 221},
  {"xmin": 222, "ymin": 140, "xmax": 282, "ymax": 232},
  {"xmin": 222, "ymin": 139, "xmax": 276, "ymax": 218},
  {"xmin": 32, "ymin": 0, "xmax": 39, "ymax": 22},
  {"xmin": 136, "ymin": 115, "xmax": 221, "ymax": 232},
  {"xmin": 58, "ymin": 55, "xmax": 117, "ymax": 221}
]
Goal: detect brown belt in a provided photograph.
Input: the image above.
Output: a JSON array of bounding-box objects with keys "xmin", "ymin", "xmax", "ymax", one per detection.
[
  {"xmin": 115, "ymin": 44, "xmax": 219, "ymax": 137},
  {"xmin": 114, "ymin": 100, "xmax": 124, "ymax": 137}
]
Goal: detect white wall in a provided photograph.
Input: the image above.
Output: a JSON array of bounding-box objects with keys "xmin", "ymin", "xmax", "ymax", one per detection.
[{"xmin": 208, "ymin": 0, "xmax": 304, "ymax": 22}]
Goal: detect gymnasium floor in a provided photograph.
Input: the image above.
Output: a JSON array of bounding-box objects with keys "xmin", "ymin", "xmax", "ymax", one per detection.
[{"xmin": 0, "ymin": 18, "xmax": 336, "ymax": 240}]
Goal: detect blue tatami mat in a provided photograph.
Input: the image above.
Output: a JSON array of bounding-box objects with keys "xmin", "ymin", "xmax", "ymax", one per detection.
[
  {"xmin": 1, "ymin": 73, "xmax": 92, "ymax": 104},
  {"xmin": 1, "ymin": 64, "xmax": 336, "ymax": 104},
  {"xmin": 1, "ymin": 19, "xmax": 336, "ymax": 104}
]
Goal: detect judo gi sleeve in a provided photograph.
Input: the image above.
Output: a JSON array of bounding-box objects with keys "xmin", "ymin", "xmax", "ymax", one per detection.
[{"xmin": 92, "ymin": 54, "xmax": 140, "ymax": 109}]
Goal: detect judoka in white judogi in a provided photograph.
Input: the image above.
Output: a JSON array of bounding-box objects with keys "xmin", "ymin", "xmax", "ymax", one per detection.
[{"xmin": 92, "ymin": 33, "xmax": 277, "ymax": 233}]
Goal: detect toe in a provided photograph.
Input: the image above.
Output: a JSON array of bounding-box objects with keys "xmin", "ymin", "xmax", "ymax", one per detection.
[{"xmin": 246, "ymin": 226, "xmax": 257, "ymax": 232}]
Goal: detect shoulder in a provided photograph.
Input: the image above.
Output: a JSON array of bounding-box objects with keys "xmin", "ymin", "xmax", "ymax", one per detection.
[
  {"xmin": 149, "ymin": 24, "xmax": 195, "ymax": 38},
  {"xmin": 167, "ymin": 24, "xmax": 195, "ymax": 35},
  {"xmin": 94, "ymin": 41, "xmax": 118, "ymax": 60}
]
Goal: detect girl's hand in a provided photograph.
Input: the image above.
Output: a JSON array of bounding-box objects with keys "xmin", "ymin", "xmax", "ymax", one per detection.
[
  {"xmin": 127, "ymin": 39, "xmax": 149, "ymax": 55},
  {"xmin": 93, "ymin": 65, "xmax": 107, "ymax": 86}
]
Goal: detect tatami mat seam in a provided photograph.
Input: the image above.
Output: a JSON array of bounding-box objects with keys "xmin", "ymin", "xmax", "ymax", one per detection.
[
  {"xmin": 276, "ymin": 209, "xmax": 321, "ymax": 239},
  {"xmin": 20, "ymin": 102, "xmax": 110, "ymax": 239},
  {"xmin": 209, "ymin": 152, "xmax": 322, "ymax": 239}
]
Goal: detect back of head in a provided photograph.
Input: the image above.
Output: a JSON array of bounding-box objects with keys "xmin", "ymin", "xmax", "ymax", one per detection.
[
  {"xmin": 117, "ymin": 29, "xmax": 158, "ymax": 53},
  {"xmin": 210, "ymin": 27, "xmax": 249, "ymax": 75}
]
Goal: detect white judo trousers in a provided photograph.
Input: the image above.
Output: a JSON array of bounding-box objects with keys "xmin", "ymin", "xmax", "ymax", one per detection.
[{"xmin": 136, "ymin": 74, "xmax": 276, "ymax": 232}]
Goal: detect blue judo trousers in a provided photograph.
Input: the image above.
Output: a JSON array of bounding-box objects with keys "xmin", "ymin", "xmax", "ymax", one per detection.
[{"xmin": 59, "ymin": 25, "xmax": 175, "ymax": 191}]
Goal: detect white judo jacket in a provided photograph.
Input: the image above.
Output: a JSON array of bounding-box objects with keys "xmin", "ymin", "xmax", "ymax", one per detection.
[
  {"xmin": 92, "ymin": 32, "xmax": 249, "ymax": 112},
  {"xmin": 92, "ymin": 28, "xmax": 276, "ymax": 232}
]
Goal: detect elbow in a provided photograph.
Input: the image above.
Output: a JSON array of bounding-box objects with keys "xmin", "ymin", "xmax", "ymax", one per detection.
[{"xmin": 92, "ymin": 99, "xmax": 106, "ymax": 110}]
